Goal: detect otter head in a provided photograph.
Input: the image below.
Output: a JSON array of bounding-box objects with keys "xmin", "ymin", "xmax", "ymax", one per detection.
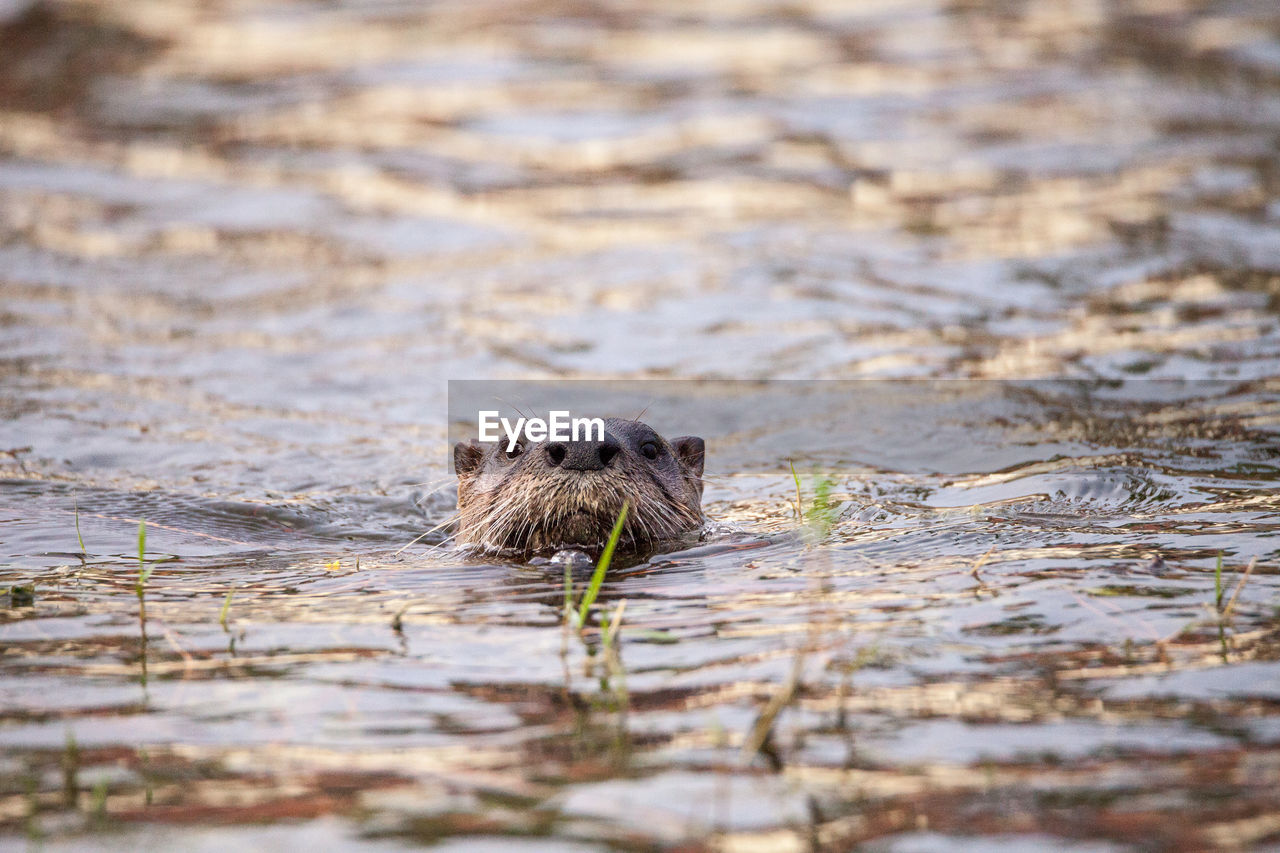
[{"xmin": 453, "ymin": 418, "xmax": 705, "ymax": 556}]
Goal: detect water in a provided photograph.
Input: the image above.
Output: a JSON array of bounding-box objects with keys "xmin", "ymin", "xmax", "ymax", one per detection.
[{"xmin": 2, "ymin": 0, "xmax": 1280, "ymax": 849}]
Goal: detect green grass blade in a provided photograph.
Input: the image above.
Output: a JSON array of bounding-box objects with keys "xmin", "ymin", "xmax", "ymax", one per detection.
[
  {"xmin": 219, "ymin": 589, "xmax": 234, "ymax": 628},
  {"xmin": 74, "ymin": 494, "xmax": 86, "ymax": 554},
  {"xmin": 577, "ymin": 502, "xmax": 628, "ymax": 627},
  {"xmin": 811, "ymin": 476, "xmax": 832, "ymax": 522},
  {"xmin": 136, "ymin": 521, "xmax": 153, "ymax": 591},
  {"xmin": 790, "ymin": 461, "xmax": 803, "ymax": 520},
  {"xmin": 1214, "ymin": 551, "xmax": 1223, "ymax": 610},
  {"xmin": 605, "ymin": 600, "xmax": 626, "ymax": 648},
  {"xmin": 802, "ymin": 475, "xmax": 837, "ymax": 539}
]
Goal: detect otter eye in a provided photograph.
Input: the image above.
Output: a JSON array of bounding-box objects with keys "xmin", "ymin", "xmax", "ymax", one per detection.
[
  {"xmin": 641, "ymin": 441, "xmax": 659, "ymax": 460},
  {"xmin": 505, "ymin": 442, "xmax": 524, "ymax": 460}
]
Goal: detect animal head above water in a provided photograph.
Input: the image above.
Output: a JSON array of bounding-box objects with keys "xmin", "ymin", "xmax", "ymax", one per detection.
[{"xmin": 453, "ymin": 417, "xmax": 705, "ymax": 556}]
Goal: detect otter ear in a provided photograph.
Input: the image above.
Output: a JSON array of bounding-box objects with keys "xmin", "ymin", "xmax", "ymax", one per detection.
[
  {"xmin": 670, "ymin": 436, "xmax": 704, "ymax": 479},
  {"xmin": 454, "ymin": 440, "xmax": 485, "ymax": 477}
]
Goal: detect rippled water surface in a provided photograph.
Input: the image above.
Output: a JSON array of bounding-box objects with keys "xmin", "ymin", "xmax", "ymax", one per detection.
[{"xmin": 2, "ymin": 0, "xmax": 1280, "ymax": 850}]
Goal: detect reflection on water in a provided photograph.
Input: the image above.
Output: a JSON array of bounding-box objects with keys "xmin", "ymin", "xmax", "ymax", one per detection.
[{"xmin": 2, "ymin": 0, "xmax": 1280, "ymax": 849}]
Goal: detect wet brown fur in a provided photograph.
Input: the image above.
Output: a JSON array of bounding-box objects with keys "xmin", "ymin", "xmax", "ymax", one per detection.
[{"xmin": 453, "ymin": 418, "xmax": 704, "ymax": 556}]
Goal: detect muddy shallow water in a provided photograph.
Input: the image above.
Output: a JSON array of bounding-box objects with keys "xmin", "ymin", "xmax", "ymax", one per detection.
[{"xmin": 2, "ymin": 0, "xmax": 1280, "ymax": 850}]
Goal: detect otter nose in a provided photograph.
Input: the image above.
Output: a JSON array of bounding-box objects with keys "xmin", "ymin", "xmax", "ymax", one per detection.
[{"xmin": 545, "ymin": 437, "xmax": 621, "ymax": 470}]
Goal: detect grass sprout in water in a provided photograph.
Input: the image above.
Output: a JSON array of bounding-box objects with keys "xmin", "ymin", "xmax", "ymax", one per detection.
[
  {"xmin": 1220, "ymin": 556, "xmax": 1259, "ymax": 623},
  {"xmin": 793, "ymin": 471, "xmax": 838, "ymax": 542},
  {"xmin": 559, "ymin": 504, "xmax": 633, "ymax": 717},
  {"xmin": 790, "ymin": 460, "xmax": 803, "ymax": 521},
  {"xmin": 219, "ymin": 589, "xmax": 234, "ymax": 630},
  {"xmin": 565, "ymin": 501, "xmax": 629, "ymax": 633},
  {"xmin": 74, "ymin": 493, "xmax": 86, "ymax": 555},
  {"xmin": 1215, "ymin": 552, "xmax": 1224, "ymax": 611},
  {"xmin": 135, "ymin": 521, "xmax": 153, "ymax": 625}
]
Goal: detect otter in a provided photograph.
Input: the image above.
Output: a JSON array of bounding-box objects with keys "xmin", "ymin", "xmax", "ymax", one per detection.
[{"xmin": 453, "ymin": 418, "xmax": 705, "ymax": 556}]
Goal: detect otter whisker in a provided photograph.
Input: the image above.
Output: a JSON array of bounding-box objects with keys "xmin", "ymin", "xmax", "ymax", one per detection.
[
  {"xmin": 394, "ymin": 512, "xmax": 461, "ymax": 557},
  {"xmin": 490, "ymin": 395, "xmax": 533, "ymax": 422},
  {"xmin": 404, "ymin": 476, "xmax": 457, "ymax": 490},
  {"xmin": 413, "ymin": 480, "xmax": 461, "ymax": 506}
]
